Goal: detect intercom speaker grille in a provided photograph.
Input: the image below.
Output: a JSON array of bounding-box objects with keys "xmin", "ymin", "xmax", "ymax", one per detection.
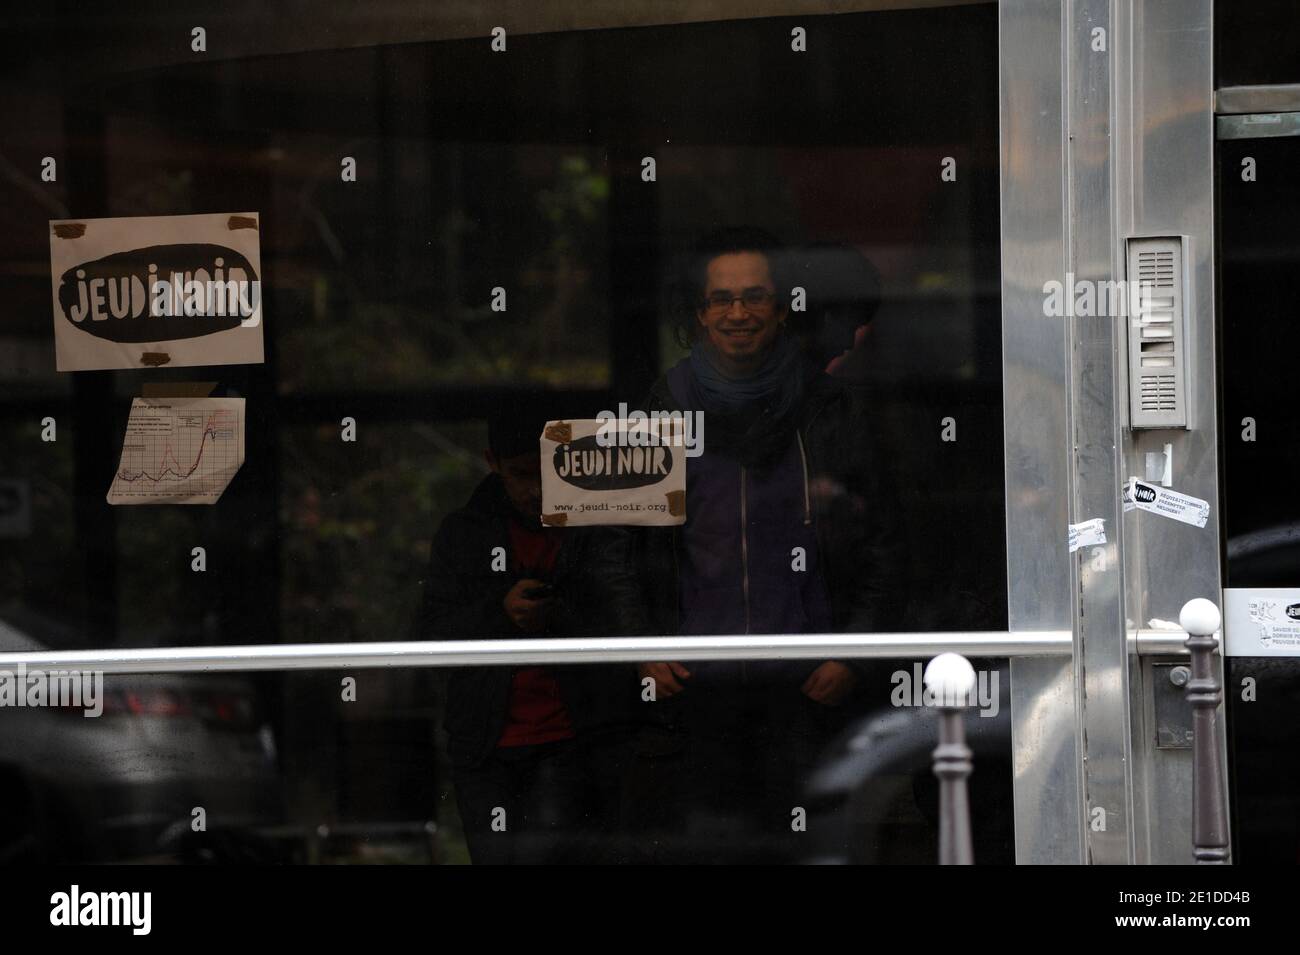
[
  {"xmin": 1139, "ymin": 373, "xmax": 1178, "ymax": 412},
  {"xmin": 1126, "ymin": 236, "xmax": 1189, "ymax": 429},
  {"xmin": 1136, "ymin": 249, "xmax": 1175, "ymax": 288}
]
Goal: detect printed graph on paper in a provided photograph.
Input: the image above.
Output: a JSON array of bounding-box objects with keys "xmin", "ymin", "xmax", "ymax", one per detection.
[{"xmin": 107, "ymin": 397, "xmax": 246, "ymax": 505}]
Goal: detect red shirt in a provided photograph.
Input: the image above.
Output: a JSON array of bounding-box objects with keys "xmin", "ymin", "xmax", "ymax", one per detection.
[{"xmin": 496, "ymin": 519, "xmax": 574, "ymax": 748}]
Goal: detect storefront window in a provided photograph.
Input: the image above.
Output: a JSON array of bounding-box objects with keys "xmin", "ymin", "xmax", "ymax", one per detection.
[{"xmin": 1, "ymin": 2, "xmax": 1007, "ymax": 864}]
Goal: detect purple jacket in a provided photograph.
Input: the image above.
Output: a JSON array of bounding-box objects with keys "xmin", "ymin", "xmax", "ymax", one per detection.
[
  {"xmin": 590, "ymin": 358, "xmax": 907, "ymax": 690},
  {"xmin": 668, "ymin": 360, "xmax": 834, "ymax": 687}
]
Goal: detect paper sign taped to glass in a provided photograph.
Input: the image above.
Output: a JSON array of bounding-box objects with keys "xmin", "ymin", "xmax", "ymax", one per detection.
[
  {"xmin": 49, "ymin": 212, "xmax": 264, "ymax": 371},
  {"xmin": 540, "ymin": 418, "xmax": 686, "ymax": 526},
  {"xmin": 1224, "ymin": 589, "xmax": 1300, "ymax": 657},
  {"xmin": 107, "ymin": 397, "xmax": 245, "ymax": 505}
]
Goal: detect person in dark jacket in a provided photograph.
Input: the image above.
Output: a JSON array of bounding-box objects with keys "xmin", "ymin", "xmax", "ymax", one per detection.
[
  {"xmin": 414, "ymin": 414, "xmax": 636, "ymax": 864},
  {"xmin": 600, "ymin": 227, "xmax": 907, "ymax": 862}
]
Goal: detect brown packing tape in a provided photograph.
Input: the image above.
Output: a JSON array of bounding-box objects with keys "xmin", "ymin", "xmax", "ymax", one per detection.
[
  {"xmin": 227, "ymin": 215, "xmax": 258, "ymax": 230},
  {"xmin": 541, "ymin": 513, "xmax": 568, "ymax": 527},
  {"xmin": 141, "ymin": 381, "xmax": 218, "ymax": 398},
  {"xmin": 140, "ymin": 352, "xmax": 171, "ymax": 367},
  {"xmin": 666, "ymin": 489, "xmax": 686, "ymax": 517},
  {"xmin": 51, "ymin": 223, "xmax": 86, "ymax": 239},
  {"xmin": 543, "ymin": 421, "xmax": 572, "ymax": 444}
]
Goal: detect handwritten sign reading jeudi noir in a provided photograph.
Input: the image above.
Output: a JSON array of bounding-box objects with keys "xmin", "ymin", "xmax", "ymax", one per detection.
[{"xmin": 540, "ymin": 418, "xmax": 687, "ymax": 526}]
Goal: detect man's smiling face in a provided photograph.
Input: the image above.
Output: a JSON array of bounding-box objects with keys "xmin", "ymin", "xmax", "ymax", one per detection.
[{"xmin": 696, "ymin": 251, "xmax": 786, "ymax": 376}]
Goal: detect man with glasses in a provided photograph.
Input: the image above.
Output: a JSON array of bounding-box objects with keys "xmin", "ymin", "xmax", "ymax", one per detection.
[{"xmin": 601, "ymin": 227, "xmax": 906, "ymax": 862}]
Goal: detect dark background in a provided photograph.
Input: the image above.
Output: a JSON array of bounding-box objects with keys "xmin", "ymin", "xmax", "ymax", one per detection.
[
  {"xmin": 1216, "ymin": 0, "xmax": 1300, "ymax": 864},
  {"xmin": 1218, "ymin": 131, "xmax": 1300, "ymax": 865}
]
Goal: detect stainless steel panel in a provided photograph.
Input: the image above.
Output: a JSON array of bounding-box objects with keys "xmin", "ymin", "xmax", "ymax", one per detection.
[
  {"xmin": 1068, "ymin": 0, "xmax": 1136, "ymax": 865},
  {"xmin": 1000, "ymin": 0, "xmax": 1084, "ymax": 865},
  {"xmin": 1113, "ymin": 0, "xmax": 1228, "ymax": 864}
]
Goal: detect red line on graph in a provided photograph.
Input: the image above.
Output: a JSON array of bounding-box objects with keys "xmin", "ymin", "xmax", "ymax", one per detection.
[{"xmin": 116, "ymin": 411, "xmax": 234, "ymax": 484}]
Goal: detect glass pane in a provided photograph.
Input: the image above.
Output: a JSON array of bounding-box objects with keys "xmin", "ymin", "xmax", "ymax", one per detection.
[
  {"xmin": 0, "ymin": 663, "xmax": 1014, "ymax": 864},
  {"xmin": 0, "ymin": 2, "xmax": 1009, "ymax": 864},
  {"xmin": 1218, "ymin": 133, "xmax": 1300, "ymax": 863},
  {"xmin": 1216, "ymin": 0, "xmax": 1300, "ymax": 89}
]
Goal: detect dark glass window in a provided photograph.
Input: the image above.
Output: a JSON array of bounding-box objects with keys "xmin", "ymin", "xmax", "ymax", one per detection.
[{"xmin": 1, "ymin": 3, "xmax": 1007, "ymax": 864}]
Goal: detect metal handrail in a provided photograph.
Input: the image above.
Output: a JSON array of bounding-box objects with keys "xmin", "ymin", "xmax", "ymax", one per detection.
[
  {"xmin": 0, "ymin": 631, "xmax": 1069, "ymax": 674},
  {"xmin": 0, "ymin": 628, "xmax": 1197, "ymax": 674},
  {"xmin": 1131, "ymin": 628, "xmax": 1200, "ymax": 655}
]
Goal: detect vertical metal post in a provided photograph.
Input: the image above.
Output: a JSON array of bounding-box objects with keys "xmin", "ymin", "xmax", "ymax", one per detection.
[
  {"xmin": 1116, "ymin": 0, "xmax": 1227, "ymax": 863},
  {"xmin": 1179, "ymin": 599, "xmax": 1231, "ymax": 864},
  {"xmin": 1067, "ymin": 0, "xmax": 1138, "ymax": 865},
  {"xmin": 999, "ymin": 0, "xmax": 1084, "ymax": 864},
  {"xmin": 926, "ymin": 653, "xmax": 976, "ymax": 865}
]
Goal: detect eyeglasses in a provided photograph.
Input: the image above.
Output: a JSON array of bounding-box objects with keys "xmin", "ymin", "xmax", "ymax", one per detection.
[{"xmin": 699, "ymin": 288, "xmax": 778, "ymax": 316}]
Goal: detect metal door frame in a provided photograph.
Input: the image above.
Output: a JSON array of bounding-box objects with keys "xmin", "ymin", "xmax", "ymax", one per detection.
[{"xmin": 1000, "ymin": 0, "xmax": 1227, "ymax": 864}]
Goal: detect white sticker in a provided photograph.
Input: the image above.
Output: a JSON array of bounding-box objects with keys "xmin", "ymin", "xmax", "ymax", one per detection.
[
  {"xmin": 540, "ymin": 418, "xmax": 686, "ymax": 527},
  {"xmin": 1225, "ymin": 588, "xmax": 1300, "ymax": 656},
  {"xmin": 106, "ymin": 397, "xmax": 246, "ymax": 505},
  {"xmin": 1126, "ymin": 479, "xmax": 1210, "ymax": 528},
  {"xmin": 1121, "ymin": 481, "xmax": 1136, "ymax": 512},
  {"xmin": 1068, "ymin": 517, "xmax": 1107, "ymax": 553},
  {"xmin": 49, "ymin": 212, "xmax": 264, "ymax": 371}
]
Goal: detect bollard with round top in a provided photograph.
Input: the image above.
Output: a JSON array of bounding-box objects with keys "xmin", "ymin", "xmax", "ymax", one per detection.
[
  {"xmin": 925, "ymin": 652, "xmax": 977, "ymax": 865},
  {"xmin": 1179, "ymin": 598, "xmax": 1230, "ymax": 864}
]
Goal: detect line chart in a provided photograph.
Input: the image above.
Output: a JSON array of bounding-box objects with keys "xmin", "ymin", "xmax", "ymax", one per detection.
[{"xmin": 107, "ymin": 398, "xmax": 245, "ymax": 505}]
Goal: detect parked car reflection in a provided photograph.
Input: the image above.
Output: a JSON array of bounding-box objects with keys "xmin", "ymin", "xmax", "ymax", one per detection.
[
  {"xmin": 0, "ymin": 614, "xmax": 283, "ymax": 863},
  {"xmin": 804, "ymin": 660, "xmax": 1016, "ymax": 864}
]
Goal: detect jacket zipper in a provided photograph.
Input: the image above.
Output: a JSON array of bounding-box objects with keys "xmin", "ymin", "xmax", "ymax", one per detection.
[
  {"xmin": 740, "ymin": 464, "xmax": 751, "ymax": 685},
  {"xmin": 801, "ymin": 400, "xmax": 846, "ymax": 634},
  {"xmin": 654, "ymin": 380, "xmax": 833, "ymax": 663},
  {"xmin": 796, "ymin": 431, "xmax": 812, "ymax": 525},
  {"xmin": 670, "ymin": 526, "xmax": 682, "ymax": 635}
]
